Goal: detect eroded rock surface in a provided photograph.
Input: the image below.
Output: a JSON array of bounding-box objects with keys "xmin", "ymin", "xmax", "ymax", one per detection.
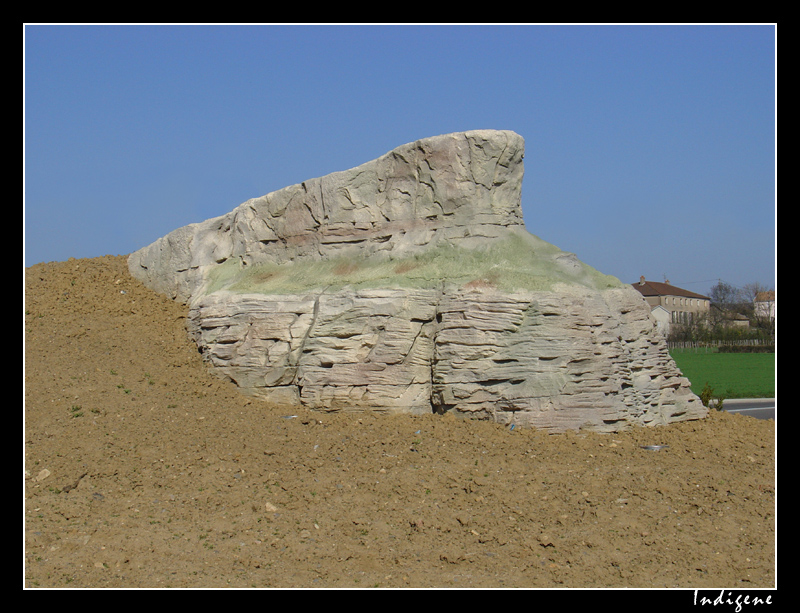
[
  {"xmin": 129, "ymin": 130, "xmax": 707, "ymax": 432},
  {"xmin": 129, "ymin": 130, "xmax": 526, "ymax": 303}
]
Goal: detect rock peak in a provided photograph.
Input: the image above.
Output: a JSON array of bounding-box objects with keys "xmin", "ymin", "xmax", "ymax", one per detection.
[{"xmin": 129, "ymin": 130, "xmax": 526, "ymax": 303}]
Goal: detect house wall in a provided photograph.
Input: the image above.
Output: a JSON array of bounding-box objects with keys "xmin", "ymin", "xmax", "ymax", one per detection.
[
  {"xmin": 652, "ymin": 295, "xmax": 710, "ymax": 325},
  {"xmin": 650, "ymin": 306, "xmax": 671, "ymax": 336},
  {"xmin": 755, "ymin": 298, "xmax": 776, "ymax": 322}
]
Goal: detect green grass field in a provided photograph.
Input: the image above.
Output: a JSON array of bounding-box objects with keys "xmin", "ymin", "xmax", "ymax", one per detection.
[{"xmin": 669, "ymin": 350, "xmax": 775, "ymax": 399}]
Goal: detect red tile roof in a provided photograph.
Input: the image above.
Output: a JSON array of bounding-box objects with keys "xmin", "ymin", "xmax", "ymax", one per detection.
[{"xmin": 631, "ymin": 278, "xmax": 710, "ymax": 300}]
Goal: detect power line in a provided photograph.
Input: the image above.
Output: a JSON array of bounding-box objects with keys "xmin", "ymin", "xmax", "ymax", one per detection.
[{"xmin": 668, "ymin": 279, "xmax": 718, "ymax": 286}]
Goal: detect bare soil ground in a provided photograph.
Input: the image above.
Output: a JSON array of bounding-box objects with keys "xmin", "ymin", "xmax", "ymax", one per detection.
[{"xmin": 24, "ymin": 255, "xmax": 776, "ymax": 589}]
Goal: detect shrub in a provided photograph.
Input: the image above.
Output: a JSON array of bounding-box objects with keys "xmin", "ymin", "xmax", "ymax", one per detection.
[
  {"xmin": 699, "ymin": 382, "xmax": 725, "ymax": 411},
  {"xmin": 717, "ymin": 344, "xmax": 775, "ymax": 353}
]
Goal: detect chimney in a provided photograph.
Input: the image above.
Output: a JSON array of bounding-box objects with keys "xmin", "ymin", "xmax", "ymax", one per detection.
[{"xmin": 639, "ymin": 276, "xmax": 645, "ymax": 286}]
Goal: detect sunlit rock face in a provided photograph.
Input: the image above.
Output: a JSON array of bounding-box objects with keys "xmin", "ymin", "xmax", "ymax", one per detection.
[{"xmin": 129, "ymin": 130, "xmax": 706, "ymax": 432}]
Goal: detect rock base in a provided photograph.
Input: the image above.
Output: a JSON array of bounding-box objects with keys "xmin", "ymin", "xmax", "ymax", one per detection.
[{"xmin": 188, "ymin": 284, "xmax": 706, "ymax": 433}]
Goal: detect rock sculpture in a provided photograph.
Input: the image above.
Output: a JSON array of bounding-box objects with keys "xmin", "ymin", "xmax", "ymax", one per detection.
[{"xmin": 129, "ymin": 130, "xmax": 707, "ymax": 432}]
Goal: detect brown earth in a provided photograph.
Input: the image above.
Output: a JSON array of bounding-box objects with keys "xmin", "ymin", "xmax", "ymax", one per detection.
[{"xmin": 24, "ymin": 255, "xmax": 776, "ymax": 589}]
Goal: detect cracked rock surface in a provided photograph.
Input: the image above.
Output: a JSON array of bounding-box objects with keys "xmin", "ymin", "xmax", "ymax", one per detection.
[{"xmin": 129, "ymin": 130, "xmax": 706, "ymax": 432}]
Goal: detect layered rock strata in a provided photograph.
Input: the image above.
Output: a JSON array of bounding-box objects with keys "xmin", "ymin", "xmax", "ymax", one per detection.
[
  {"xmin": 129, "ymin": 130, "xmax": 526, "ymax": 304},
  {"xmin": 130, "ymin": 129, "xmax": 707, "ymax": 432}
]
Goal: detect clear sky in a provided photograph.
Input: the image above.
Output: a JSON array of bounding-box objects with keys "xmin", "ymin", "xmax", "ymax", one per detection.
[{"xmin": 24, "ymin": 24, "xmax": 776, "ymax": 297}]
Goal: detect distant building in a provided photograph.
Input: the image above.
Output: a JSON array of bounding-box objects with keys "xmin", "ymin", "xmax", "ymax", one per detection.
[
  {"xmin": 710, "ymin": 306, "xmax": 751, "ymax": 329},
  {"xmin": 631, "ymin": 276, "xmax": 711, "ymax": 335},
  {"xmin": 754, "ymin": 290, "xmax": 776, "ymax": 325},
  {"xmin": 649, "ymin": 305, "xmax": 671, "ymax": 336}
]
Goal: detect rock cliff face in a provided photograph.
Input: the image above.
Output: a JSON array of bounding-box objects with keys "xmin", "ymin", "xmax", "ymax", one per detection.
[{"xmin": 129, "ymin": 130, "xmax": 707, "ymax": 432}]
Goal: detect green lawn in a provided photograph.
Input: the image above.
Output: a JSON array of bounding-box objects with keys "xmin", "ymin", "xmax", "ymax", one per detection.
[{"xmin": 669, "ymin": 350, "xmax": 775, "ymax": 399}]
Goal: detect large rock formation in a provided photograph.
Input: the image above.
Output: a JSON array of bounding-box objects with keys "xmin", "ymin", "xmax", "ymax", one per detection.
[{"xmin": 129, "ymin": 130, "xmax": 707, "ymax": 432}]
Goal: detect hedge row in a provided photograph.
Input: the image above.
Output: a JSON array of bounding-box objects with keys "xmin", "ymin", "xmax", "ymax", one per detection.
[{"xmin": 717, "ymin": 345, "xmax": 775, "ymax": 353}]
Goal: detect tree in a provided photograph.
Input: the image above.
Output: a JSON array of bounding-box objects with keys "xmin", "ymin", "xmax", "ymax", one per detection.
[
  {"xmin": 709, "ymin": 280, "xmax": 741, "ymax": 311},
  {"xmin": 708, "ymin": 280, "xmax": 743, "ymax": 328},
  {"xmin": 707, "ymin": 279, "xmax": 775, "ymax": 341}
]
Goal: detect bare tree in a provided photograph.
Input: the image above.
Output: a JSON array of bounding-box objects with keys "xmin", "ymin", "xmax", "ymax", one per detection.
[
  {"xmin": 709, "ymin": 280, "xmax": 741, "ymax": 310},
  {"xmin": 708, "ymin": 280, "xmax": 742, "ymax": 327}
]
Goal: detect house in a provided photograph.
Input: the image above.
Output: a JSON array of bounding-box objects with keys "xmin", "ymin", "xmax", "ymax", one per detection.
[
  {"xmin": 649, "ymin": 305, "xmax": 671, "ymax": 336},
  {"xmin": 754, "ymin": 290, "xmax": 776, "ymax": 324},
  {"xmin": 631, "ymin": 276, "xmax": 711, "ymax": 333},
  {"xmin": 710, "ymin": 306, "xmax": 751, "ymax": 329}
]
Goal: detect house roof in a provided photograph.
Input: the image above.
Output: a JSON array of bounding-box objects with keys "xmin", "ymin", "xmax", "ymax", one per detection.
[
  {"xmin": 755, "ymin": 290, "xmax": 775, "ymax": 302},
  {"xmin": 631, "ymin": 277, "xmax": 710, "ymax": 300}
]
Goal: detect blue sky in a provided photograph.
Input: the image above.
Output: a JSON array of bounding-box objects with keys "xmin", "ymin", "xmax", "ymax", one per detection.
[{"xmin": 24, "ymin": 24, "xmax": 776, "ymax": 296}]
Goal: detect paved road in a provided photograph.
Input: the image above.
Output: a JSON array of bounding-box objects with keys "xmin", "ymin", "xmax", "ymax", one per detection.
[{"xmin": 718, "ymin": 398, "xmax": 775, "ymax": 421}]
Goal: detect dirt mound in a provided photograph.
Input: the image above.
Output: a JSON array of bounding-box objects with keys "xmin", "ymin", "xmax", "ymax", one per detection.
[{"xmin": 24, "ymin": 256, "xmax": 775, "ymax": 588}]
